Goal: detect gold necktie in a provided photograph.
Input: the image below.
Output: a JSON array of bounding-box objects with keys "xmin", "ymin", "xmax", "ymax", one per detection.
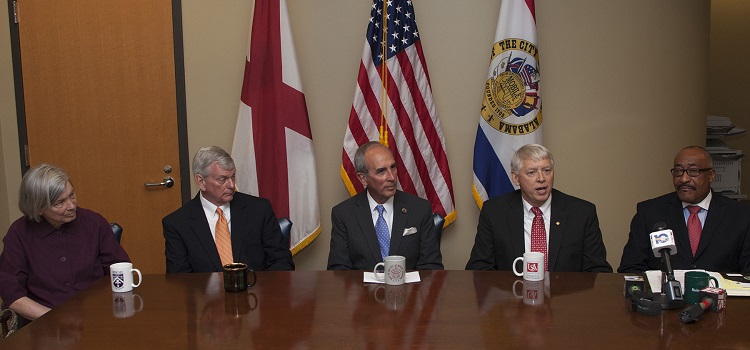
[{"xmin": 215, "ymin": 207, "xmax": 233, "ymax": 266}]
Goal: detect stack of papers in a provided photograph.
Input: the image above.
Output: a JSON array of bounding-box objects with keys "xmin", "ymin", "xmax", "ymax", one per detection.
[{"xmin": 645, "ymin": 270, "xmax": 750, "ymax": 296}]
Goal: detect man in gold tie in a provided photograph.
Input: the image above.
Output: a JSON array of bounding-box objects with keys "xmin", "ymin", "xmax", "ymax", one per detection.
[
  {"xmin": 619, "ymin": 146, "xmax": 750, "ymax": 273},
  {"xmin": 162, "ymin": 146, "xmax": 294, "ymax": 273}
]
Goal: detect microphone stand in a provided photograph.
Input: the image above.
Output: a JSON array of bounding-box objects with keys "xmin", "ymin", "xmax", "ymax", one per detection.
[{"xmin": 659, "ymin": 248, "xmax": 684, "ymax": 310}]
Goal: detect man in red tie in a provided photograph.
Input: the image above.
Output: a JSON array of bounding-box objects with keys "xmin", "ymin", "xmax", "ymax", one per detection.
[
  {"xmin": 466, "ymin": 144, "xmax": 612, "ymax": 272},
  {"xmin": 619, "ymin": 146, "xmax": 750, "ymax": 273}
]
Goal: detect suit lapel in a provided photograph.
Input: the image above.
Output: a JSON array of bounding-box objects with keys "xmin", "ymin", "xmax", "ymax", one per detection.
[
  {"xmin": 389, "ymin": 192, "xmax": 407, "ymax": 256},
  {"xmin": 354, "ymin": 192, "xmax": 383, "ymax": 262},
  {"xmin": 509, "ymin": 192, "xmax": 526, "ymax": 260},
  {"xmin": 188, "ymin": 195, "xmax": 224, "ymax": 270},
  {"xmin": 666, "ymin": 194, "xmax": 693, "ymax": 262},
  {"xmin": 548, "ymin": 192, "xmax": 565, "ymax": 272},
  {"xmin": 229, "ymin": 196, "xmax": 246, "ymax": 264},
  {"xmin": 696, "ymin": 193, "xmax": 725, "ymax": 259}
]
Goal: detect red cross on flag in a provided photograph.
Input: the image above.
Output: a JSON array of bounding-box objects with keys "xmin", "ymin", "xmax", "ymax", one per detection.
[{"xmin": 232, "ymin": 0, "xmax": 320, "ymax": 254}]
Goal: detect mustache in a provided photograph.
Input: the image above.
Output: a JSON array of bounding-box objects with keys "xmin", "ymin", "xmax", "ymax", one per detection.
[{"xmin": 678, "ymin": 184, "xmax": 696, "ymax": 191}]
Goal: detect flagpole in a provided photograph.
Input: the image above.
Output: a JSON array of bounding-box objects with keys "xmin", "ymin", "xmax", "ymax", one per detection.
[{"xmin": 379, "ymin": 0, "xmax": 389, "ymax": 147}]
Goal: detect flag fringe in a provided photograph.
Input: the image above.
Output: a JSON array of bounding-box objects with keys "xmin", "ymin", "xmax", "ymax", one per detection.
[{"xmin": 290, "ymin": 225, "xmax": 321, "ymax": 256}]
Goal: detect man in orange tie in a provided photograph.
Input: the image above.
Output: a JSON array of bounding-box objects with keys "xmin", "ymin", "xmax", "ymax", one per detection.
[
  {"xmin": 162, "ymin": 146, "xmax": 293, "ymax": 273},
  {"xmin": 619, "ymin": 146, "xmax": 750, "ymax": 273}
]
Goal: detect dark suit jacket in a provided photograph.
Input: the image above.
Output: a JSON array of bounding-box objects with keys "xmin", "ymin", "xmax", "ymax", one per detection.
[
  {"xmin": 466, "ymin": 189, "xmax": 612, "ymax": 272},
  {"xmin": 618, "ymin": 191, "xmax": 750, "ymax": 273},
  {"xmin": 327, "ymin": 190, "xmax": 443, "ymax": 271},
  {"xmin": 163, "ymin": 192, "xmax": 294, "ymax": 273}
]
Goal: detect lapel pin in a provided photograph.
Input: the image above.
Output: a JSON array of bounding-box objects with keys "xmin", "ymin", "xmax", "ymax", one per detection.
[
  {"xmin": 402, "ymin": 208, "xmax": 407, "ymax": 214},
  {"xmin": 556, "ymin": 222, "xmax": 560, "ymax": 226}
]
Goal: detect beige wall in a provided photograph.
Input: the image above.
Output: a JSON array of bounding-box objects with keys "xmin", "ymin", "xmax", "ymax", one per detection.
[
  {"xmin": 0, "ymin": 0, "xmax": 710, "ymax": 269},
  {"xmin": 709, "ymin": 0, "xmax": 750, "ymax": 195}
]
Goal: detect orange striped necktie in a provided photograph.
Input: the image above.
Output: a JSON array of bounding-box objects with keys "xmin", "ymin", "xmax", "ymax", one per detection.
[{"xmin": 215, "ymin": 207, "xmax": 233, "ymax": 266}]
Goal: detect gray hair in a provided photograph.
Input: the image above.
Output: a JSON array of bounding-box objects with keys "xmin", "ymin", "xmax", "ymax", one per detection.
[
  {"xmin": 354, "ymin": 141, "xmax": 389, "ymax": 174},
  {"xmin": 18, "ymin": 164, "xmax": 72, "ymax": 222},
  {"xmin": 192, "ymin": 146, "xmax": 235, "ymax": 178},
  {"xmin": 510, "ymin": 144, "xmax": 555, "ymax": 173}
]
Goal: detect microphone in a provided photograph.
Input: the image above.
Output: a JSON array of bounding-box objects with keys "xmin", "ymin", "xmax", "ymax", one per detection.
[
  {"xmin": 679, "ymin": 297, "xmax": 714, "ymax": 323},
  {"xmin": 649, "ymin": 222, "xmax": 684, "ymax": 309}
]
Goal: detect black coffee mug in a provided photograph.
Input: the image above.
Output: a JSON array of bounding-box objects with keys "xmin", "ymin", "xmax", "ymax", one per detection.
[{"xmin": 223, "ymin": 263, "xmax": 257, "ymax": 292}]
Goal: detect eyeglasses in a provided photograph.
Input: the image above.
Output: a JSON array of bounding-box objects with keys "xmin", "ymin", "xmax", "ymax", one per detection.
[{"xmin": 670, "ymin": 168, "xmax": 713, "ymax": 177}]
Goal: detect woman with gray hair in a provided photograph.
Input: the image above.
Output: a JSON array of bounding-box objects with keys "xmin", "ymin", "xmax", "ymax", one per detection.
[{"xmin": 0, "ymin": 164, "xmax": 129, "ymax": 327}]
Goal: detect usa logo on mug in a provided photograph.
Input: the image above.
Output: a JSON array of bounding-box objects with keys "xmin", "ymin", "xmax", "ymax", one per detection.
[
  {"xmin": 527, "ymin": 262, "xmax": 539, "ymax": 273},
  {"xmin": 112, "ymin": 271, "xmax": 125, "ymax": 289}
]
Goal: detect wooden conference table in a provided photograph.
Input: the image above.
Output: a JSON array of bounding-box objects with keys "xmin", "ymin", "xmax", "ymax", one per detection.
[{"xmin": 1, "ymin": 270, "xmax": 746, "ymax": 349}]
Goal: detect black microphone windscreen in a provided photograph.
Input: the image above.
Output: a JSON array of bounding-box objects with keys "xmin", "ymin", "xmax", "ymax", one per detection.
[{"xmin": 653, "ymin": 222, "xmax": 667, "ymax": 231}]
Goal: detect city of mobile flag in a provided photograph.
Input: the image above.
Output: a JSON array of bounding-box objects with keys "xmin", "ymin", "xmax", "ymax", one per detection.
[{"xmin": 472, "ymin": 0, "xmax": 543, "ymax": 208}]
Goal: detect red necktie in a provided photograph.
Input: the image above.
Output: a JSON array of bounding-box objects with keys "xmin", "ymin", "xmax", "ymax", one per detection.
[
  {"xmin": 687, "ymin": 206, "xmax": 702, "ymax": 256},
  {"xmin": 531, "ymin": 207, "xmax": 548, "ymax": 271}
]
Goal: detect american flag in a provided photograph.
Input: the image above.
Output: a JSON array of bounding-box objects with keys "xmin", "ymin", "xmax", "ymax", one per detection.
[{"xmin": 341, "ymin": 0, "xmax": 456, "ymax": 225}]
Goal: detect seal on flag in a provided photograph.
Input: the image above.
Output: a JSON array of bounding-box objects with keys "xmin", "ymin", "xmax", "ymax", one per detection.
[{"xmin": 481, "ymin": 38, "xmax": 542, "ymax": 135}]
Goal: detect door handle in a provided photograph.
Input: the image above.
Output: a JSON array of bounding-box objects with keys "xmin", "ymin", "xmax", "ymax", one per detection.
[{"xmin": 145, "ymin": 176, "xmax": 174, "ymax": 188}]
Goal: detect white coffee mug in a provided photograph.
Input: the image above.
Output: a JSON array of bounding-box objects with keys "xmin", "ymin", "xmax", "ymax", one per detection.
[
  {"xmin": 112, "ymin": 291, "xmax": 144, "ymax": 318},
  {"xmin": 110, "ymin": 262, "xmax": 142, "ymax": 292},
  {"xmin": 512, "ymin": 252, "xmax": 544, "ymax": 281},
  {"xmin": 373, "ymin": 255, "xmax": 406, "ymax": 285}
]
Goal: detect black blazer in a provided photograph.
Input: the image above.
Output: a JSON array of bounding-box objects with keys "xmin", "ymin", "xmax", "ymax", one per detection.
[
  {"xmin": 466, "ymin": 189, "xmax": 612, "ymax": 272},
  {"xmin": 327, "ymin": 190, "xmax": 443, "ymax": 271},
  {"xmin": 163, "ymin": 192, "xmax": 294, "ymax": 273},
  {"xmin": 618, "ymin": 191, "xmax": 750, "ymax": 273}
]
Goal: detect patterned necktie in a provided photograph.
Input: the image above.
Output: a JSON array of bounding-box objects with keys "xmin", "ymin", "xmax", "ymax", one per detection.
[
  {"xmin": 687, "ymin": 205, "xmax": 702, "ymax": 256},
  {"xmin": 215, "ymin": 207, "xmax": 233, "ymax": 266},
  {"xmin": 375, "ymin": 205, "xmax": 390, "ymax": 261},
  {"xmin": 531, "ymin": 207, "xmax": 548, "ymax": 271}
]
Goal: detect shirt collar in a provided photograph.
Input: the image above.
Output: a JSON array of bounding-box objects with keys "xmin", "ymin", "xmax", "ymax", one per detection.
[
  {"xmin": 32, "ymin": 214, "xmax": 77, "ymax": 238},
  {"xmin": 681, "ymin": 190, "xmax": 712, "ymax": 211},
  {"xmin": 522, "ymin": 193, "xmax": 553, "ymax": 216},
  {"xmin": 366, "ymin": 192, "xmax": 394, "ymax": 214},
  {"xmin": 199, "ymin": 192, "xmax": 230, "ymax": 218}
]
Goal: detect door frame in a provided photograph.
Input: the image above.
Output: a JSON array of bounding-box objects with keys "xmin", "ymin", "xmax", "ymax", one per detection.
[{"xmin": 6, "ymin": 0, "xmax": 191, "ymax": 203}]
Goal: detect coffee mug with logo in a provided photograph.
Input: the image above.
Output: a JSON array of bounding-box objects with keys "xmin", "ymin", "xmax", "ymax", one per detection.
[
  {"xmin": 684, "ymin": 271, "xmax": 719, "ymax": 304},
  {"xmin": 110, "ymin": 262, "xmax": 142, "ymax": 293},
  {"xmin": 373, "ymin": 255, "xmax": 406, "ymax": 285},
  {"xmin": 512, "ymin": 252, "xmax": 545, "ymax": 281}
]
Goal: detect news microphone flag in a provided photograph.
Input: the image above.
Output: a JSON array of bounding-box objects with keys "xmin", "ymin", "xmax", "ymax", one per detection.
[
  {"xmin": 341, "ymin": 0, "xmax": 456, "ymax": 226},
  {"xmin": 472, "ymin": 0, "xmax": 543, "ymax": 208},
  {"xmin": 231, "ymin": 0, "xmax": 320, "ymax": 254}
]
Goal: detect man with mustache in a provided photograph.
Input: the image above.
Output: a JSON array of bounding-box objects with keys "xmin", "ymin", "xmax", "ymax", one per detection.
[
  {"xmin": 619, "ymin": 146, "xmax": 750, "ymax": 273},
  {"xmin": 328, "ymin": 142, "xmax": 443, "ymax": 271},
  {"xmin": 466, "ymin": 144, "xmax": 612, "ymax": 272},
  {"xmin": 163, "ymin": 146, "xmax": 293, "ymax": 273}
]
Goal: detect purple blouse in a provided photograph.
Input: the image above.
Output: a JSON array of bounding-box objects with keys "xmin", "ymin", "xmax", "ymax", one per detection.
[{"xmin": 0, "ymin": 207, "xmax": 130, "ymax": 309}]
